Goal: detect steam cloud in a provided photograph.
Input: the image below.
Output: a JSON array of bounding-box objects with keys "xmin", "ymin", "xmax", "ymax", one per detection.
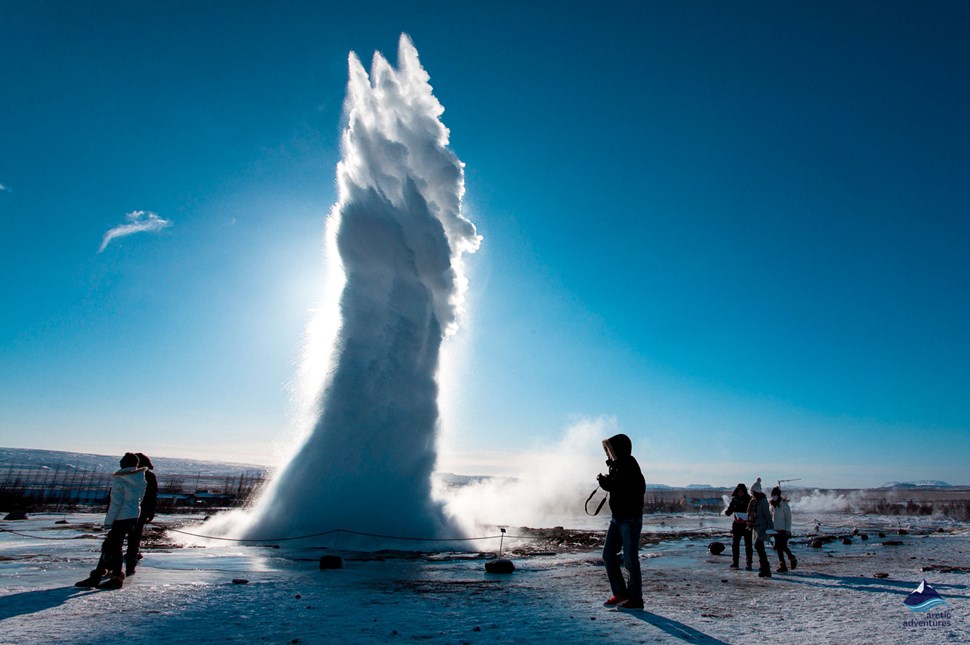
[
  {"xmin": 237, "ymin": 35, "xmax": 480, "ymax": 542},
  {"xmin": 441, "ymin": 417, "xmax": 617, "ymax": 533},
  {"xmin": 98, "ymin": 210, "xmax": 172, "ymax": 252}
]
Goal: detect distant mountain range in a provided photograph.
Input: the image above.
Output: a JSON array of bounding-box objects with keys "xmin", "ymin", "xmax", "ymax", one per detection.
[
  {"xmin": 0, "ymin": 447, "xmax": 268, "ymax": 478},
  {"xmin": 879, "ymin": 480, "xmax": 954, "ymax": 489},
  {"xmin": 5, "ymin": 448, "xmax": 961, "ymax": 491}
]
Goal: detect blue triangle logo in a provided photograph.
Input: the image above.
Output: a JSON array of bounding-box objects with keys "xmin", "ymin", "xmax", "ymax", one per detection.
[{"xmin": 903, "ymin": 580, "xmax": 946, "ymax": 612}]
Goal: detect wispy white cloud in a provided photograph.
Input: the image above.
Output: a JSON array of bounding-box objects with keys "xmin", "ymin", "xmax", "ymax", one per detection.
[
  {"xmin": 0, "ymin": 183, "xmax": 9, "ymax": 192},
  {"xmin": 98, "ymin": 210, "xmax": 172, "ymax": 253}
]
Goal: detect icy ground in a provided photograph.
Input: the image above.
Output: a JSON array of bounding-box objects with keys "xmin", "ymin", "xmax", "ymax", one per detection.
[{"xmin": 1, "ymin": 513, "xmax": 968, "ymax": 644}]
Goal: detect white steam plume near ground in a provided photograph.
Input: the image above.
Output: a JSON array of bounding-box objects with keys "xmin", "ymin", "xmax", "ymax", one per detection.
[
  {"xmin": 214, "ymin": 35, "xmax": 480, "ymax": 543},
  {"xmin": 440, "ymin": 417, "xmax": 617, "ymax": 534},
  {"xmin": 720, "ymin": 489, "xmax": 865, "ymax": 515}
]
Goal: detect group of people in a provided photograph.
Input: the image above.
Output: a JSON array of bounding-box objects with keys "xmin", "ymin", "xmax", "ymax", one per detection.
[
  {"xmin": 75, "ymin": 452, "xmax": 158, "ymax": 589},
  {"xmin": 724, "ymin": 477, "xmax": 797, "ymax": 578},
  {"xmin": 594, "ymin": 435, "xmax": 800, "ymax": 613}
]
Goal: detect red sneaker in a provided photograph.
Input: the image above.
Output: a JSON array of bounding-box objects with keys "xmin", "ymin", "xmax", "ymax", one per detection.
[
  {"xmin": 617, "ymin": 599, "xmax": 644, "ymax": 611},
  {"xmin": 603, "ymin": 595, "xmax": 628, "ymax": 607}
]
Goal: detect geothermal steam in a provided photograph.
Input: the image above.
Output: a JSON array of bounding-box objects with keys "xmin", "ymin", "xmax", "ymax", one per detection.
[{"xmin": 242, "ymin": 35, "xmax": 480, "ymax": 540}]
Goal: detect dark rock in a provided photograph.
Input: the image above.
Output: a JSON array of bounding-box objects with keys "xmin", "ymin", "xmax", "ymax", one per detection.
[
  {"xmin": 294, "ymin": 594, "xmax": 302, "ymax": 599},
  {"xmin": 873, "ymin": 573, "xmax": 889, "ymax": 579},
  {"xmin": 922, "ymin": 564, "xmax": 970, "ymax": 574},
  {"xmin": 55, "ymin": 519, "xmax": 69, "ymax": 524},
  {"xmin": 878, "ymin": 532, "xmax": 886, "ymax": 538},
  {"xmin": 319, "ymin": 555, "xmax": 344, "ymax": 570},
  {"xmin": 860, "ymin": 533, "xmax": 869, "ymax": 540},
  {"xmin": 881, "ymin": 540, "xmax": 903, "ymax": 546},
  {"xmin": 3, "ymin": 511, "xmax": 29, "ymax": 521},
  {"xmin": 472, "ymin": 626, "xmax": 481, "ymax": 632},
  {"xmin": 842, "ymin": 537, "xmax": 853, "ymax": 545},
  {"xmin": 897, "ymin": 529, "xmax": 908, "ymax": 535},
  {"xmin": 485, "ymin": 558, "xmax": 515, "ymax": 574},
  {"xmin": 810, "ymin": 539, "xmax": 825, "ymax": 548},
  {"xmin": 709, "ymin": 541, "xmax": 726, "ymax": 555},
  {"xmin": 232, "ymin": 578, "xmax": 249, "ymax": 584}
]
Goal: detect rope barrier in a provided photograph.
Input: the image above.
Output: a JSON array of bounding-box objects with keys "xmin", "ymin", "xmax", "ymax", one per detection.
[
  {"xmin": 1, "ymin": 524, "xmax": 544, "ymax": 544},
  {"xmin": 163, "ymin": 525, "xmax": 543, "ymax": 543},
  {"xmin": 0, "ymin": 526, "xmax": 97, "ymax": 541}
]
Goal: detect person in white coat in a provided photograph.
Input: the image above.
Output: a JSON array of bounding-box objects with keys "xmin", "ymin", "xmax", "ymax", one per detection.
[
  {"xmin": 770, "ymin": 486, "xmax": 797, "ymax": 572},
  {"xmin": 76, "ymin": 453, "xmax": 147, "ymax": 589}
]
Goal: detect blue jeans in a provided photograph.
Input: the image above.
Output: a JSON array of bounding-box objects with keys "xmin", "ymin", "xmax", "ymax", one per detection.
[{"xmin": 603, "ymin": 516, "xmax": 642, "ymax": 601}]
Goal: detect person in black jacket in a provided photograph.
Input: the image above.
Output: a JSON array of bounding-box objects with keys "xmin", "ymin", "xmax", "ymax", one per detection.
[
  {"xmin": 596, "ymin": 433, "xmax": 646, "ymax": 611},
  {"xmin": 125, "ymin": 452, "xmax": 158, "ymax": 576},
  {"xmin": 724, "ymin": 483, "xmax": 753, "ymax": 570}
]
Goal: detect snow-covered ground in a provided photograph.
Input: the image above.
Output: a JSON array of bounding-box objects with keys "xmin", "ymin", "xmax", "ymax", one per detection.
[{"xmin": 1, "ymin": 512, "xmax": 968, "ymax": 644}]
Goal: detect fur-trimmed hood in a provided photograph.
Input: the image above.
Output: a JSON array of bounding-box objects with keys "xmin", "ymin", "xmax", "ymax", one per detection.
[{"xmin": 104, "ymin": 466, "xmax": 148, "ymax": 526}]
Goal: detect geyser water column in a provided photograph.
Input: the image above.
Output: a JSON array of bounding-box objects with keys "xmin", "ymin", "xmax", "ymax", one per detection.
[{"xmin": 244, "ymin": 35, "xmax": 480, "ymax": 541}]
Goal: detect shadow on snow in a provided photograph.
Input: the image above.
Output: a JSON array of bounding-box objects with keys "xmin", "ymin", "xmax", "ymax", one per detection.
[
  {"xmin": 776, "ymin": 572, "xmax": 970, "ymax": 599},
  {"xmin": 623, "ymin": 609, "xmax": 730, "ymax": 644},
  {"xmin": 0, "ymin": 586, "xmax": 96, "ymax": 621}
]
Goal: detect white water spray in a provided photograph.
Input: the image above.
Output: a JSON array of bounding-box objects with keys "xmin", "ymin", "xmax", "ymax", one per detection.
[{"xmin": 227, "ymin": 35, "xmax": 480, "ymax": 543}]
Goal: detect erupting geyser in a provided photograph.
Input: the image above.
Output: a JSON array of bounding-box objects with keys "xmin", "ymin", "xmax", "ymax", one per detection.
[{"xmin": 238, "ymin": 35, "xmax": 480, "ymax": 541}]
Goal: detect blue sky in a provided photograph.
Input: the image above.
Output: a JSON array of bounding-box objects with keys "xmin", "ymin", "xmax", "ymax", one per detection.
[{"xmin": 1, "ymin": 2, "xmax": 968, "ymax": 487}]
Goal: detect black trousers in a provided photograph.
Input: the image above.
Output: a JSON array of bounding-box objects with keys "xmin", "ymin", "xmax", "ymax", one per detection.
[
  {"xmin": 731, "ymin": 525, "xmax": 753, "ymax": 566},
  {"xmin": 97, "ymin": 519, "xmax": 138, "ymax": 576},
  {"xmin": 126, "ymin": 518, "xmax": 148, "ymax": 564},
  {"xmin": 754, "ymin": 537, "xmax": 771, "ymax": 574},
  {"xmin": 774, "ymin": 530, "xmax": 795, "ymax": 563}
]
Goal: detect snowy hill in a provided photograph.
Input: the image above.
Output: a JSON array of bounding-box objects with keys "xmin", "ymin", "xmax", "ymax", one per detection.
[
  {"xmin": 879, "ymin": 480, "xmax": 953, "ymax": 489},
  {"xmin": 0, "ymin": 447, "xmax": 268, "ymax": 478}
]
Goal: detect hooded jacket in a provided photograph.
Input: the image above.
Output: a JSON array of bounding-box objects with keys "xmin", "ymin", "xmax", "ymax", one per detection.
[
  {"xmin": 597, "ymin": 434, "xmax": 646, "ymax": 520},
  {"xmin": 104, "ymin": 466, "xmax": 148, "ymax": 526},
  {"xmin": 746, "ymin": 492, "xmax": 773, "ymax": 541},
  {"xmin": 140, "ymin": 470, "xmax": 159, "ymax": 521},
  {"xmin": 771, "ymin": 499, "xmax": 792, "ymax": 533},
  {"xmin": 724, "ymin": 486, "xmax": 752, "ymax": 535}
]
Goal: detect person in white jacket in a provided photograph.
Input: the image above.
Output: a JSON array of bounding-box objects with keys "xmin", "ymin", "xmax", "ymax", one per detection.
[
  {"xmin": 76, "ymin": 453, "xmax": 147, "ymax": 589},
  {"xmin": 770, "ymin": 486, "xmax": 797, "ymax": 573}
]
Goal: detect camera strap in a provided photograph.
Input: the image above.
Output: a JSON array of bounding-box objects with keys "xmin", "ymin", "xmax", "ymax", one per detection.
[{"xmin": 585, "ymin": 487, "xmax": 608, "ymax": 516}]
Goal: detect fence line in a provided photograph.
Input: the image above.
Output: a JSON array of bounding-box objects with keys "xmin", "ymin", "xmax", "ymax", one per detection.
[{"xmin": 0, "ymin": 463, "xmax": 266, "ymax": 510}]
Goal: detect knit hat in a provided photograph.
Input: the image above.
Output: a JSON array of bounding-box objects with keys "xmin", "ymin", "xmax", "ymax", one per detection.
[{"xmin": 751, "ymin": 477, "xmax": 763, "ymax": 494}]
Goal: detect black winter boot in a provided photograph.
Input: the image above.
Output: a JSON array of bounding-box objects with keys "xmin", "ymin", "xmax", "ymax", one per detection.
[
  {"xmin": 98, "ymin": 572, "xmax": 126, "ymax": 590},
  {"xmin": 75, "ymin": 569, "xmax": 105, "ymax": 588}
]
